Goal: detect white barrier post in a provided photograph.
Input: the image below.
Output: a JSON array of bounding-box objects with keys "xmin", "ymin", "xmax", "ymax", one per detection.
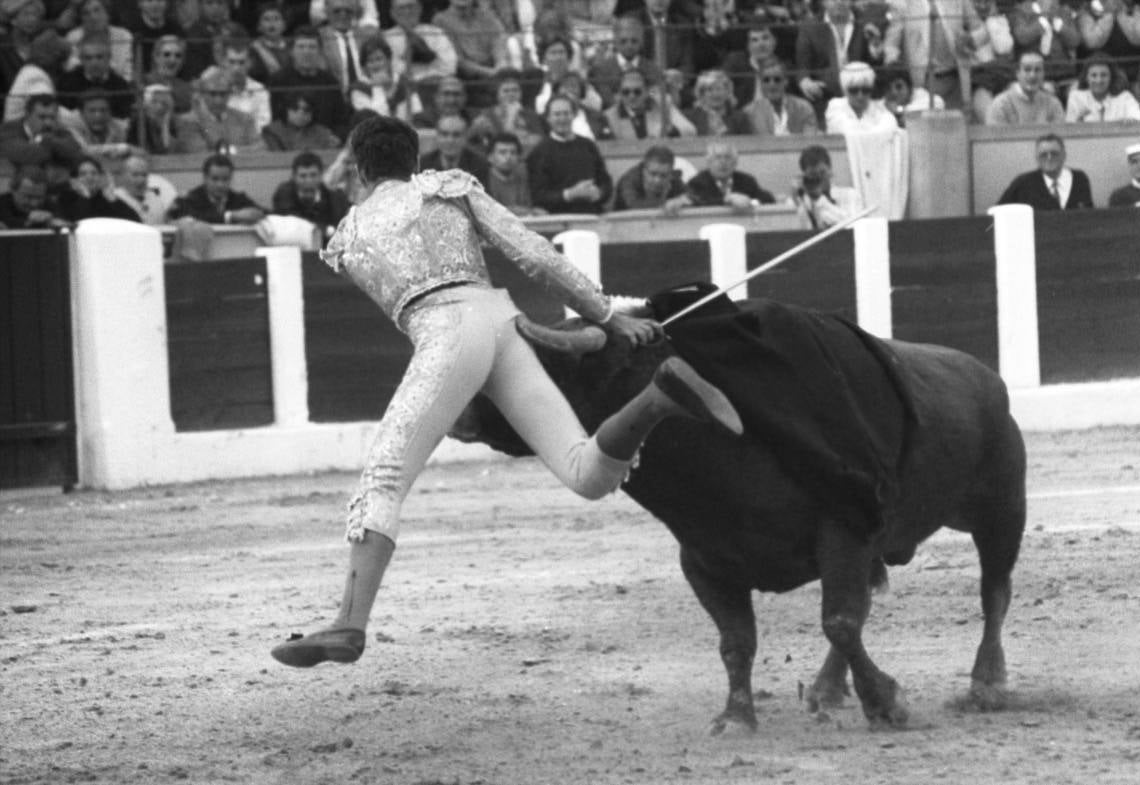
[
  {"xmin": 700, "ymin": 223, "xmax": 748, "ymax": 301},
  {"xmin": 71, "ymin": 219, "xmax": 172, "ymax": 488},
  {"xmin": 988, "ymin": 204, "xmax": 1041, "ymax": 388},
  {"xmin": 552, "ymin": 229, "xmax": 601, "ymax": 317},
  {"xmin": 852, "ymin": 216, "xmax": 892, "ymax": 338},
  {"xmin": 256, "ymin": 246, "xmax": 309, "ymax": 427}
]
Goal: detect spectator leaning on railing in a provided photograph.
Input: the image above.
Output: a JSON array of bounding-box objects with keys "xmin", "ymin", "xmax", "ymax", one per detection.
[
  {"xmin": 996, "ymin": 132, "xmax": 1094, "ymax": 210},
  {"xmin": 113, "ymin": 152, "xmax": 179, "ymax": 226},
  {"xmin": 0, "ymin": 163, "xmax": 69, "ymax": 228},
  {"xmin": 166, "ymin": 152, "xmax": 266, "ymax": 225},
  {"xmin": 269, "ymin": 150, "xmax": 349, "ymax": 239},
  {"xmin": 612, "ymin": 143, "xmax": 686, "ymax": 211},
  {"xmin": 666, "ymin": 139, "xmax": 776, "ymax": 214}
]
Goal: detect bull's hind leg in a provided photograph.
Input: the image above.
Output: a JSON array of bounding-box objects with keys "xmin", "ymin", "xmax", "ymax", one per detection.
[
  {"xmin": 968, "ymin": 494, "xmax": 1025, "ymax": 709},
  {"xmin": 817, "ymin": 521, "xmax": 908, "ymax": 727},
  {"xmin": 680, "ymin": 548, "xmax": 757, "ymax": 734}
]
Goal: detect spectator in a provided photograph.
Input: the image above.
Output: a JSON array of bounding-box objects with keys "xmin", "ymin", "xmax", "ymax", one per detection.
[
  {"xmin": 411, "ymin": 73, "xmax": 474, "ymax": 128},
  {"xmin": 143, "ymin": 34, "xmax": 195, "ymax": 113},
  {"xmin": 0, "ymin": 93, "xmax": 84, "ymax": 187},
  {"xmin": 349, "ymin": 33, "xmax": 416, "ymax": 119},
  {"xmin": 504, "ymin": 6, "xmax": 586, "ymax": 90},
  {"xmin": 613, "ymin": 143, "xmax": 686, "ymax": 211},
  {"xmin": 1076, "ymin": 0, "xmax": 1140, "ymax": 89},
  {"xmin": 631, "ymin": 0, "xmax": 695, "ymax": 75},
  {"xmin": 432, "ymin": 0, "xmax": 507, "ymax": 108},
  {"xmin": 127, "ymin": 0, "xmax": 184, "ymax": 76},
  {"xmin": 1065, "ymin": 52, "xmax": 1140, "ymax": 122},
  {"xmin": 996, "ymin": 132, "xmax": 1094, "ymax": 210},
  {"xmin": 61, "ymin": 89, "xmax": 131, "ymax": 159},
  {"xmin": 318, "ymin": 0, "xmax": 372, "ymax": 92},
  {"xmin": 788, "ymin": 143, "xmax": 860, "ymax": 229},
  {"xmin": 526, "ymin": 93, "xmax": 612, "ymax": 214},
  {"xmin": 1107, "ymin": 142, "xmax": 1140, "ymax": 207},
  {"xmin": 418, "ymin": 113, "xmax": 490, "ymax": 186},
  {"xmin": 692, "ymin": 0, "xmax": 747, "ymax": 75},
  {"xmin": 383, "ymin": 0, "xmax": 458, "ymax": 99},
  {"xmin": 261, "ymin": 90, "xmax": 342, "ymax": 149},
  {"xmin": 183, "ymin": 0, "xmax": 240, "ymax": 79},
  {"xmin": 969, "ymin": 0, "xmax": 1016, "ymax": 123},
  {"xmin": 878, "ymin": 65, "xmax": 943, "ymax": 127},
  {"xmin": 200, "ymin": 35, "xmax": 273, "ymax": 131},
  {"xmin": 602, "ymin": 67, "xmax": 695, "ymax": 139},
  {"xmin": 249, "ymin": 1, "xmax": 290, "ymax": 83},
  {"xmin": 588, "ymin": 16, "xmax": 665, "ymax": 108},
  {"xmin": 127, "ymin": 82, "xmax": 187, "ymax": 153},
  {"xmin": 741, "ymin": 57, "xmax": 819, "ymax": 136},
  {"xmin": 795, "ymin": 0, "xmax": 886, "ymax": 123},
  {"xmin": 553, "ymin": 71, "xmax": 613, "ymax": 139},
  {"xmin": 267, "ymin": 25, "xmax": 351, "ymax": 139},
  {"xmin": 55, "ymin": 155, "xmax": 141, "ymax": 223},
  {"xmin": 2, "ymin": 28, "xmax": 69, "ymax": 123},
  {"xmin": 62, "ymin": 0, "xmax": 134, "ymax": 81},
  {"xmin": 672, "ymin": 140, "xmax": 776, "ymax": 213},
  {"xmin": 166, "ymin": 152, "xmax": 266, "ymax": 224},
  {"xmin": 0, "ymin": 164, "xmax": 68, "ymax": 228},
  {"xmin": 484, "ymin": 131, "xmax": 540, "ymax": 215},
  {"xmin": 270, "ymin": 150, "xmax": 350, "ymax": 238},
  {"xmin": 310, "ymin": 0, "xmax": 381, "ymax": 30},
  {"xmin": 469, "ymin": 68, "xmax": 544, "ymax": 153},
  {"xmin": 177, "ymin": 70, "xmax": 266, "ymax": 153},
  {"xmin": 884, "ymin": 0, "xmax": 990, "ymax": 111},
  {"xmin": 985, "ymin": 50, "xmax": 1065, "ymax": 124},
  {"xmin": 533, "ymin": 36, "xmax": 603, "ymax": 114},
  {"xmin": 56, "ymin": 35, "xmax": 135, "ymax": 121},
  {"xmin": 683, "ymin": 68, "xmax": 752, "ymax": 135},
  {"xmin": 0, "ymin": 0, "xmax": 47, "ymax": 95},
  {"xmin": 113, "ymin": 152, "xmax": 179, "ymax": 225},
  {"xmin": 825, "ymin": 60, "xmax": 899, "ymax": 133},
  {"xmin": 723, "ymin": 21, "xmax": 781, "ymax": 109},
  {"xmin": 1009, "ymin": 0, "xmax": 1080, "ymax": 98}
]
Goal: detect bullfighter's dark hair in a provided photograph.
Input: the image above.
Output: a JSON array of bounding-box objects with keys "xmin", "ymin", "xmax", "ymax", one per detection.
[
  {"xmin": 798, "ymin": 145, "xmax": 832, "ymax": 172},
  {"xmin": 202, "ymin": 153, "xmax": 235, "ymax": 174},
  {"xmin": 350, "ymin": 114, "xmax": 420, "ymax": 183},
  {"xmin": 291, "ymin": 151, "xmax": 325, "ymax": 172}
]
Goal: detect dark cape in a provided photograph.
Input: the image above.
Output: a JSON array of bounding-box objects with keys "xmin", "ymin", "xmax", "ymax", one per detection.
[{"xmin": 650, "ymin": 283, "xmax": 918, "ymax": 537}]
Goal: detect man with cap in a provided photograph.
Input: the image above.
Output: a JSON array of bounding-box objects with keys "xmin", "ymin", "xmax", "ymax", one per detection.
[
  {"xmin": 1108, "ymin": 143, "xmax": 1140, "ymax": 208},
  {"xmin": 996, "ymin": 132, "xmax": 1093, "ymax": 211}
]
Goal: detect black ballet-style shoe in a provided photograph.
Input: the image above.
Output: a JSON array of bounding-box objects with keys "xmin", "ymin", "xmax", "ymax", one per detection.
[
  {"xmin": 653, "ymin": 358, "xmax": 744, "ymax": 436},
  {"xmin": 270, "ymin": 628, "xmax": 366, "ymax": 668}
]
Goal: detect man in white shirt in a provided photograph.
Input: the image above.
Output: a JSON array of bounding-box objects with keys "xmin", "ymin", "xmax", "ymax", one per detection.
[{"xmin": 113, "ymin": 153, "xmax": 178, "ymax": 226}]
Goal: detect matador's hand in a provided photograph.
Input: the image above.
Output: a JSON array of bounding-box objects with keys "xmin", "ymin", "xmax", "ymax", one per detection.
[{"xmin": 605, "ymin": 312, "xmax": 664, "ymax": 347}]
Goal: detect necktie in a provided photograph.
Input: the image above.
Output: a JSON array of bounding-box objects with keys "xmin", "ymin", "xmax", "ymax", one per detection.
[
  {"xmin": 341, "ymin": 32, "xmax": 359, "ymax": 86},
  {"xmin": 1049, "ymin": 177, "xmax": 1061, "ymax": 208},
  {"xmin": 631, "ymin": 112, "xmax": 647, "ymax": 139}
]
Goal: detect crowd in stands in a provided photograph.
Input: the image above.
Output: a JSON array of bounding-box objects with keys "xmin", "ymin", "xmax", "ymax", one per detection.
[{"xmin": 1, "ymin": 0, "xmax": 1139, "ymax": 231}]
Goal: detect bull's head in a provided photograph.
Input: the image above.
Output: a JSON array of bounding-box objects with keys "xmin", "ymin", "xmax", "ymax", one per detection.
[{"xmin": 448, "ymin": 314, "xmax": 675, "ymax": 456}]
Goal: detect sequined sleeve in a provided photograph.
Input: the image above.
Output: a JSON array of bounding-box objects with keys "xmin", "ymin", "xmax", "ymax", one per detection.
[{"xmin": 463, "ymin": 187, "xmax": 612, "ymax": 323}]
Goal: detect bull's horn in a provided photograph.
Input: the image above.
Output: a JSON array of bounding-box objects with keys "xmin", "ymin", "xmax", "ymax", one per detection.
[{"xmin": 515, "ymin": 314, "xmax": 607, "ymax": 354}]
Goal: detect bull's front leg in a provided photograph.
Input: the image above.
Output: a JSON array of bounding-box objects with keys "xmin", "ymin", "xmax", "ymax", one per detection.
[
  {"xmin": 680, "ymin": 548, "xmax": 757, "ymax": 734},
  {"xmin": 817, "ymin": 521, "xmax": 908, "ymax": 727}
]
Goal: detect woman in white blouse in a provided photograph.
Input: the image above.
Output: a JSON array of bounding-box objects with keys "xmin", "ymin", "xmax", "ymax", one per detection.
[{"xmin": 1065, "ymin": 53, "xmax": 1140, "ymax": 123}]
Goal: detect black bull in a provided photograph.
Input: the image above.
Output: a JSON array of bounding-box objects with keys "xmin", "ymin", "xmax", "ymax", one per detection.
[{"xmin": 452, "ymin": 291, "xmax": 1026, "ymax": 731}]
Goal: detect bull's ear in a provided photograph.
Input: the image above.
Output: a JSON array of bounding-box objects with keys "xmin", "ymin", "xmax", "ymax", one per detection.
[{"xmin": 515, "ymin": 314, "xmax": 607, "ymax": 355}]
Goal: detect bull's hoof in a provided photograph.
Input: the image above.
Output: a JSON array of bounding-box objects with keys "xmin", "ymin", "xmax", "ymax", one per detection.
[
  {"xmin": 709, "ymin": 707, "xmax": 758, "ymax": 736},
  {"xmin": 861, "ymin": 681, "xmax": 909, "ymax": 728},
  {"xmin": 966, "ymin": 680, "xmax": 1011, "ymax": 712},
  {"xmin": 806, "ymin": 680, "xmax": 850, "ymax": 712}
]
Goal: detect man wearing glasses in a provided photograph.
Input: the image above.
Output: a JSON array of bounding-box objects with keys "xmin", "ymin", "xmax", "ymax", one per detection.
[
  {"xmin": 985, "ymin": 50, "xmax": 1065, "ymax": 125},
  {"xmin": 602, "ymin": 68, "xmax": 694, "ymax": 140},
  {"xmin": 996, "ymin": 133, "xmax": 1094, "ymax": 211},
  {"xmin": 588, "ymin": 16, "xmax": 663, "ymax": 108},
  {"xmin": 824, "ymin": 60, "xmax": 898, "ymax": 133},
  {"xmin": 142, "ymin": 34, "xmax": 194, "ymax": 112},
  {"xmin": 741, "ymin": 57, "xmax": 819, "ymax": 136}
]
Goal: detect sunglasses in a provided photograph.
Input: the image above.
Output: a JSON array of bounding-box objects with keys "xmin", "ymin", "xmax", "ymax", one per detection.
[
  {"xmin": 760, "ymin": 75, "xmax": 785, "ymax": 83},
  {"xmin": 846, "ymin": 86, "xmax": 873, "ymax": 95},
  {"xmin": 621, "ymin": 87, "xmax": 644, "ymax": 96}
]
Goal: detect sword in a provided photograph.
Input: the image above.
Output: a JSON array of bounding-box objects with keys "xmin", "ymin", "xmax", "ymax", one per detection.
[{"xmin": 661, "ymin": 205, "xmax": 878, "ymax": 327}]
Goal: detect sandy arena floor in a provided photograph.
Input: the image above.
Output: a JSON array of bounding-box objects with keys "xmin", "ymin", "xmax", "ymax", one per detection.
[{"xmin": 3, "ymin": 427, "xmax": 1140, "ymax": 785}]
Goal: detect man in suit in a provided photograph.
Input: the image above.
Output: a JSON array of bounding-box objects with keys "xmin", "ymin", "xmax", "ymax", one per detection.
[
  {"xmin": 602, "ymin": 68, "xmax": 695, "ymax": 140},
  {"xmin": 589, "ymin": 16, "xmax": 665, "ymax": 108},
  {"xmin": 997, "ymin": 133, "xmax": 1094, "ymax": 211},
  {"xmin": 723, "ymin": 21, "xmax": 781, "ymax": 109},
  {"xmin": 418, "ymin": 113, "xmax": 490, "ymax": 188},
  {"xmin": 796, "ymin": 0, "xmax": 886, "ymax": 121},
  {"xmin": 1108, "ymin": 142, "xmax": 1140, "ymax": 208},
  {"xmin": 175, "ymin": 70, "xmax": 265, "ymax": 153},
  {"xmin": 166, "ymin": 153, "xmax": 266, "ymax": 225},
  {"xmin": 667, "ymin": 140, "xmax": 777, "ymax": 213},
  {"xmin": 0, "ymin": 93, "xmax": 85, "ymax": 190},
  {"xmin": 318, "ymin": 0, "xmax": 371, "ymax": 92},
  {"xmin": 270, "ymin": 151, "xmax": 350, "ymax": 239},
  {"xmin": 883, "ymin": 0, "xmax": 989, "ymax": 110},
  {"xmin": 740, "ymin": 57, "xmax": 819, "ymax": 136}
]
